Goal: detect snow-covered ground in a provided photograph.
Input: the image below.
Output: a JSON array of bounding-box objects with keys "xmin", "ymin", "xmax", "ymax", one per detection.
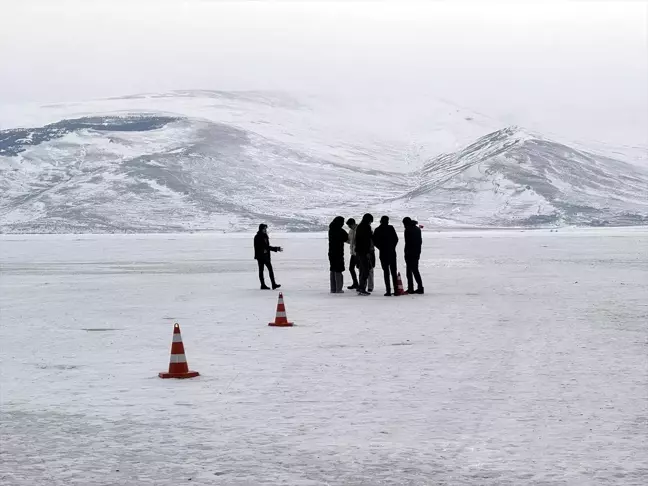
[{"xmin": 1, "ymin": 229, "xmax": 647, "ymax": 485}]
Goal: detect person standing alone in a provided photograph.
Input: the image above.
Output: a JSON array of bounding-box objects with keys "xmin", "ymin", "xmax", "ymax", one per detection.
[
  {"xmin": 354, "ymin": 213, "xmax": 374, "ymax": 296},
  {"xmin": 328, "ymin": 216, "xmax": 349, "ymax": 293},
  {"xmin": 372, "ymin": 215, "xmax": 399, "ymax": 296},
  {"xmin": 402, "ymin": 217, "xmax": 424, "ymax": 294},
  {"xmin": 254, "ymin": 223, "xmax": 282, "ymax": 290}
]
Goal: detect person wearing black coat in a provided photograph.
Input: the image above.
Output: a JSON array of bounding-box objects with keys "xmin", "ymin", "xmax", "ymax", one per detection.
[
  {"xmin": 254, "ymin": 223, "xmax": 282, "ymax": 290},
  {"xmin": 328, "ymin": 216, "xmax": 349, "ymax": 293},
  {"xmin": 354, "ymin": 213, "xmax": 374, "ymax": 295},
  {"xmin": 373, "ymin": 215, "xmax": 399, "ymax": 296},
  {"xmin": 402, "ymin": 217, "xmax": 424, "ymax": 294}
]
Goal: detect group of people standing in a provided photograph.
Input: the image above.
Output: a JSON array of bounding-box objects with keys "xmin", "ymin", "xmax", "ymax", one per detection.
[
  {"xmin": 329, "ymin": 214, "xmax": 424, "ymax": 296},
  {"xmin": 253, "ymin": 217, "xmax": 424, "ymax": 297}
]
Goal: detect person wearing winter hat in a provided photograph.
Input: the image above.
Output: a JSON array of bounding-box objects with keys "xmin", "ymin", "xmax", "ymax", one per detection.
[{"xmin": 402, "ymin": 217, "xmax": 424, "ymax": 294}]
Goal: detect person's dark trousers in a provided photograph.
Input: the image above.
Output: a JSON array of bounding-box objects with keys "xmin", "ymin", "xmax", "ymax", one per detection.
[
  {"xmin": 329, "ymin": 271, "xmax": 336, "ymax": 293},
  {"xmin": 348, "ymin": 255, "xmax": 359, "ymax": 287},
  {"xmin": 380, "ymin": 252, "xmax": 398, "ymax": 294},
  {"xmin": 357, "ymin": 253, "xmax": 371, "ymax": 291},
  {"xmin": 258, "ymin": 257, "xmax": 276, "ymax": 286},
  {"xmin": 405, "ymin": 256, "xmax": 422, "ymax": 291},
  {"xmin": 329, "ymin": 271, "xmax": 344, "ymax": 293}
]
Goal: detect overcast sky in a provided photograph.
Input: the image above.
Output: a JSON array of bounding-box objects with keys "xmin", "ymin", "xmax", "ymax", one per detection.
[{"xmin": 0, "ymin": 0, "xmax": 646, "ymax": 146}]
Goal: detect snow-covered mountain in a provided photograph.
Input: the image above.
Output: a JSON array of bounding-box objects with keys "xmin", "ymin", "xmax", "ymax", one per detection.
[
  {"xmin": 389, "ymin": 127, "xmax": 648, "ymax": 227},
  {"xmin": 1, "ymin": 91, "xmax": 646, "ymax": 233}
]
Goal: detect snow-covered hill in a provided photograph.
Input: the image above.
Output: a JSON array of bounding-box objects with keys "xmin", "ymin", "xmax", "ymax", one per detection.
[
  {"xmin": 389, "ymin": 127, "xmax": 648, "ymax": 227},
  {"xmin": 1, "ymin": 91, "xmax": 646, "ymax": 233}
]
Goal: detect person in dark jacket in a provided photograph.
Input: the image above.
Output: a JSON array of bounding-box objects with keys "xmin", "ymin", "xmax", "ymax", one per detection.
[
  {"xmin": 254, "ymin": 223, "xmax": 282, "ymax": 290},
  {"xmin": 402, "ymin": 217, "xmax": 423, "ymax": 294},
  {"xmin": 328, "ymin": 216, "xmax": 348, "ymax": 293},
  {"xmin": 372, "ymin": 215, "xmax": 399, "ymax": 296},
  {"xmin": 354, "ymin": 213, "xmax": 374, "ymax": 296}
]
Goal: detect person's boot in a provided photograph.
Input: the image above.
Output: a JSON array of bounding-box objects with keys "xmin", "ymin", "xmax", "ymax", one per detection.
[
  {"xmin": 347, "ymin": 282, "xmax": 358, "ymax": 290},
  {"xmin": 272, "ymin": 283, "xmax": 281, "ymax": 290},
  {"xmin": 384, "ymin": 292, "xmax": 392, "ymax": 296},
  {"xmin": 260, "ymin": 284, "xmax": 271, "ymax": 290},
  {"xmin": 414, "ymin": 287, "xmax": 424, "ymax": 294}
]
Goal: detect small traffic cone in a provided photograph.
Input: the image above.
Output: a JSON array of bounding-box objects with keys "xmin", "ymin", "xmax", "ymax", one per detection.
[
  {"xmin": 395, "ymin": 273, "xmax": 408, "ymax": 296},
  {"xmin": 268, "ymin": 292, "xmax": 294, "ymax": 327},
  {"xmin": 159, "ymin": 323, "xmax": 200, "ymax": 379}
]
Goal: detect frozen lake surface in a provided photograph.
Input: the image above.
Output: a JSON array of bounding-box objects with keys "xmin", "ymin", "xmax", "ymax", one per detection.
[{"xmin": 1, "ymin": 229, "xmax": 647, "ymax": 485}]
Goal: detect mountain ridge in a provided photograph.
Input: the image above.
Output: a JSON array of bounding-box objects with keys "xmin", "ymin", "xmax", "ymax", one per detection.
[{"xmin": 1, "ymin": 92, "xmax": 646, "ymax": 233}]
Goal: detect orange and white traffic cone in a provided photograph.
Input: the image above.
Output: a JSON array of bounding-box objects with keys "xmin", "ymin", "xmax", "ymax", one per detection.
[
  {"xmin": 268, "ymin": 292, "xmax": 294, "ymax": 327},
  {"xmin": 395, "ymin": 272, "xmax": 408, "ymax": 296},
  {"xmin": 159, "ymin": 323, "xmax": 200, "ymax": 379}
]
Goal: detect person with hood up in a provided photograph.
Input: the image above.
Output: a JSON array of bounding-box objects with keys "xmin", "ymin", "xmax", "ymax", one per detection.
[
  {"xmin": 328, "ymin": 216, "xmax": 349, "ymax": 293},
  {"xmin": 372, "ymin": 215, "xmax": 399, "ymax": 296},
  {"xmin": 345, "ymin": 218, "xmax": 359, "ymax": 289},
  {"xmin": 402, "ymin": 217, "xmax": 424, "ymax": 294},
  {"xmin": 354, "ymin": 213, "xmax": 374, "ymax": 296},
  {"xmin": 254, "ymin": 223, "xmax": 282, "ymax": 290}
]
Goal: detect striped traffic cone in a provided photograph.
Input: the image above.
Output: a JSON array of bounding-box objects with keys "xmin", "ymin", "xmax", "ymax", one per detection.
[
  {"xmin": 395, "ymin": 273, "xmax": 408, "ymax": 296},
  {"xmin": 159, "ymin": 323, "xmax": 200, "ymax": 379},
  {"xmin": 268, "ymin": 292, "xmax": 294, "ymax": 327}
]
